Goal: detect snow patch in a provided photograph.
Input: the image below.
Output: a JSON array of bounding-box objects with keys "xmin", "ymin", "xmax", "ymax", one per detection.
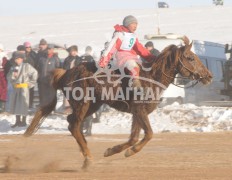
[{"xmin": 1, "ymin": 103, "xmax": 232, "ymax": 135}]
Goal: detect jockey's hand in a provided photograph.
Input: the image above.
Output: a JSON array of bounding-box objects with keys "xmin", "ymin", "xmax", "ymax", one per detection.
[{"xmin": 98, "ymin": 57, "xmax": 108, "ymax": 68}]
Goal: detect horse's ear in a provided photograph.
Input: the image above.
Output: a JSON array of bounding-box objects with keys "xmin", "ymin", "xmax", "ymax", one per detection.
[
  {"xmin": 181, "ymin": 35, "xmax": 190, "ymax": 46},
  {"xmin": 184, "ymin": 41, "xmax": 193, "ymax": 52},
  {"xmin": 189, "ymin": 42, "xmax": 193, "ymax": 49}
]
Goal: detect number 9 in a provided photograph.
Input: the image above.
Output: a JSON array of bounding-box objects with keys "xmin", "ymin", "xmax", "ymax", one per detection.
[{"xmin": 129, "ymin": 38, "xmax": 134, "ymax": 48}]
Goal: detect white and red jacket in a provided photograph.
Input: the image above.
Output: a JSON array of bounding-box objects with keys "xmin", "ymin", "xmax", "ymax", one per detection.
[{"xmin": 99, "ymin": 25, "xmax": 156, "ymax": 68}]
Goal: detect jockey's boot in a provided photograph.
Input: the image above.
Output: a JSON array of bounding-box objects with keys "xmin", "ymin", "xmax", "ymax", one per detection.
[
  {"xmin": 11, "ymin": 115, "xmax": 21, "ymax": 128},
  {"xmin": 20, "ymin": 116, "xmax": 27, "ymax": 127}
]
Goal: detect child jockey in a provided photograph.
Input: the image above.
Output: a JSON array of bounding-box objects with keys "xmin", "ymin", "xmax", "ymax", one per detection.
[{"xmin": 99, "ymin": 15, "xmax": 156, "ymax": 88}]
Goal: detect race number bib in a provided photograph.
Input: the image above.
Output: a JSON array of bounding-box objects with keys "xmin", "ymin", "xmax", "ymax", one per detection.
[{"xmin": 120, "ymin": 33, "xmax": 136, "ymax": 51}]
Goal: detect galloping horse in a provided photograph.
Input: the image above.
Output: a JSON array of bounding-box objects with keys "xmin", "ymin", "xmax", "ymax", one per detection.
[{"xmin": 24, "ymin": 37, "xmax": 212, "ymax": 169}]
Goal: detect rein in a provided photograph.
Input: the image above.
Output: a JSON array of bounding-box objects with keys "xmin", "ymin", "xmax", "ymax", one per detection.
[
  {"xmin": 162, "ymin": 58, "xmax": 201, "ymax": 89},
  {"xmin": 171, "ymin": 80, "xmax": 199, "ymax": 89}
]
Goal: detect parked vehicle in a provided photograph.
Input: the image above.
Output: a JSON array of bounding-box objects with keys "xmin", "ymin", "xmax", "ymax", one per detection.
[
  {"xmin": 158, "ymin": 2, "xmax": 169, "ymax": 8},
  {"xmin": 221, "ymin": 44, "xmax": 232, "ymax": 99},
  {"xmin": 213, "ymin": 0, "xmax": 224, "ymax": 6},
  {"xmin": 141, "ymin": 34, "xmax": 229, "ymax": 106}
]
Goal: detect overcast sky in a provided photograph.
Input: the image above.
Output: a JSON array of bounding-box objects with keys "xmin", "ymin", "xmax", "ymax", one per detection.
[{"xmin": 0, "ymin": 0, "xmax": 232, "ymax": 16}]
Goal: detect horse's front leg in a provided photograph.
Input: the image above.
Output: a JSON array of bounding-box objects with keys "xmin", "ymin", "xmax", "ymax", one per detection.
[
  {"xmin": 125, "ymin": 112, "xmax": 153, "ymax": 157},
  {"xmin": 104, "ymin": 116, "xmax": 141, "ymax": 157},
  {"xmin": 68, "ymin": 102, "xmax": 92, "ymax": 169}
]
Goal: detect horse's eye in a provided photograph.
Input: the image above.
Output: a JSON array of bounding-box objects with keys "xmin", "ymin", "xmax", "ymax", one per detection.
[
  {"xmin": 184, "ymin": 53, "xmax": 194, "ymax": 61},
  {"xmin": 187, "ymin": 55, "xmax": 194, "ymax": 61}
]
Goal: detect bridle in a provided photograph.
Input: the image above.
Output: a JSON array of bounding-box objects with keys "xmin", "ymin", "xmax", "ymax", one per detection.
[{"xmin": 162, "ymin": 56, "xmax": 203, "ymax": 89}]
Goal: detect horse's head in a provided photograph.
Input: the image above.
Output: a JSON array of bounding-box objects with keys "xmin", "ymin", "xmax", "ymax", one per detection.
[{"xmin": 177, "ymin": 36, "xmax": 213, "ymax": 85}]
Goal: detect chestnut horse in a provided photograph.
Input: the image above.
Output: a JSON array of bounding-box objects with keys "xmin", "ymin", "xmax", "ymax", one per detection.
[{"xmin": 24, "ymin": 37, "xmax": 212, "ymax": 169}]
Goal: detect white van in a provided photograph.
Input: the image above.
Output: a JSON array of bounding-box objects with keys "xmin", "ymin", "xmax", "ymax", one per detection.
[{"xmin": 141, "ymin": 34, "xmax": 229, "ymax": 105}]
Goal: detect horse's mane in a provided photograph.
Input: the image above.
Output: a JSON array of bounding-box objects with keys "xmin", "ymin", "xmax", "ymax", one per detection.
[{"xmin": 152, "ymin": 44, "xmax": 183, "ymax": 72}]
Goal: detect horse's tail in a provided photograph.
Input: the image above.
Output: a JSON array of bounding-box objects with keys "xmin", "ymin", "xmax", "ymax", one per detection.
[
  {"xmin": 24, "ymin": 69, "xmax": 66, "ymax": 137},
  {"xmin": 51, "ymin": 68, "xmax": 67, "ymax": 90}
]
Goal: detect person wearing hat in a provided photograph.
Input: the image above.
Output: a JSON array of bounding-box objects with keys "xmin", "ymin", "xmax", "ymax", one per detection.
[
  {"xmin": 62, "ymin": 45, "xmax": 80, "ymax": 114},
  {"xmin": 37, "ymin": 44, "xmax": 60, "ymax": 107},
  {"xmin": 39, "ymin": 39, "xmax": 48, "ymax": 52},
  {"xmin": 24, "ymin": 42, "xmax": 37, "ymax": 67},
  {"xmin": 17, "ymin": 45, "xmax": 26, "ymax": 53},
  {"xmin": 63, "ymin": 45, "xmax": 80, "ymax": 70},
  {"xmin": 145, "ymin": 41, "xmax": 160, "ymax": 57},
  {"xmin": 24, "ymin": 42, "xmax": 37, "ymax": 109},
  {"xmin": 35, "ymin": 38, "xmax": 48, "ymax": 69},
  {"xmin": 0, "ymin": 44, "xmax": 8, "ymax": 113},
  {"xmin": 99, "ymin": 15, "xmax": 156, "ymax": 88},
  {"xmin": 7, "ymin": 51, "xmax": 38, "ymax": 128}
]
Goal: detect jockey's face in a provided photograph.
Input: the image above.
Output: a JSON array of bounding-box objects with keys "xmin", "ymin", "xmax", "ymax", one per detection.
[{"xmin": 127, "ymin": 22, "xmax": 138, "ymax": 33}]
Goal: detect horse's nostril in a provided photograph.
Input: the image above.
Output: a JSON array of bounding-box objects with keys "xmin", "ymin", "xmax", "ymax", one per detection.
[
  {"xmin": 207, "ymin": 75, "xmax": 213, "ymax": 79},
  {"xmin": 195, "ymin": 73, "xmax": 201, "ymax": 79}
]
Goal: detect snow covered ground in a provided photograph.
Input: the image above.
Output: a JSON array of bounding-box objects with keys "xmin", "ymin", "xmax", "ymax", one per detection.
[
  {"xmin": 0, "ymin": 6, "xmax": 232, "ymax": 134},
  {"xmin": 1, "ymin": 103, "xmax": 232, "ymax": 135},
  {"xmin": 93, "ymin": 103, "xmax": 232, "ymax": 134},
  {"xmin": 0, "ymin": 6, "xmax": 232, "ymax": 52}
]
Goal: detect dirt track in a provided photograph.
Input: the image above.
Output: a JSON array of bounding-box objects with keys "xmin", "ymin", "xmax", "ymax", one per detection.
[{"xmin": 0, "ymin": 133, "xmax": 232, "ymax": 180}]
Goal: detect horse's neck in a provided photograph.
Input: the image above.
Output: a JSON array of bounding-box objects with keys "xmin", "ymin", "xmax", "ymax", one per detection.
[
  {"xmin": 149, "ymin": 45, "xmax": 181, "ymax": 89},
  {"xmin": 153, "ymin": 64, "xmax": 177, "ymax": 88}
]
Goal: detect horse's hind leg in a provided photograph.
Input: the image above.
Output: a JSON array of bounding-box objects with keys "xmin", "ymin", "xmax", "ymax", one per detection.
[
  {"xmin": 68, "ymin": 102, "xmax": 92, "ymax": 169},
  {"xmin": 104, "ymin": 116, "xmax": 141, "ymax": 157},
  {"xmin": 125, "ymin": 113, "xmax": 153, "ymax": 157}
]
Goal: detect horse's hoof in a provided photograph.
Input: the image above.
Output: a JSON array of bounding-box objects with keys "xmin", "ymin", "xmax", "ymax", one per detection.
[
  {"xmin": 104, "ymin": 148, "xmax": 114, "ymax": 157},
  {"xmin": 125, "ymin": 148, "xmax": 136, "ymax": 157},
  {"xmin": 81, "ymin": 157, "xmax": 92, "ymax": 170}
]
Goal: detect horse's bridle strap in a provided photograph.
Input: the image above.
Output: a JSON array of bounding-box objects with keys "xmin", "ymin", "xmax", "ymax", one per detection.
[{"xmin": 162, "ymin": 57, "xmax": 200, "ymax": 89}]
